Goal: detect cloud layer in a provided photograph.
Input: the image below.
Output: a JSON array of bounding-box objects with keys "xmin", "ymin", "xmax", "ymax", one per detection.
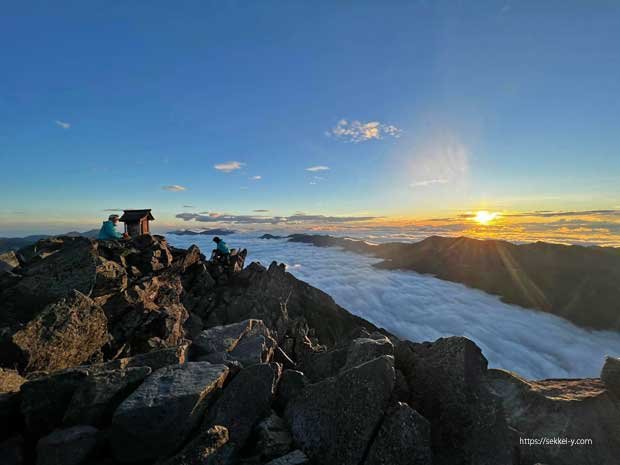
[
  {"xmin": 328, "ymin": 119, "xmax": 402, "ymax": 142},
  {"xmin": 175, "ymin": 212, "xmax": 378, "ymax": 224},
  {"xmin": 167, "ymin": 233, "xmax": 620, "ymax": 380},
  {"xmin": 305, "ymin": 166, "xmax": 329, "ymax": 172},
  {"xmin": 162, "ymin": 185, "xmax": 187, "ymax": 192}
]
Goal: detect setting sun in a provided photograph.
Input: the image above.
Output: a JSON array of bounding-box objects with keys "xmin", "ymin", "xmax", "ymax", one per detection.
[{"xmin": 474, "ymin": 210, "xmax": 499, "ymax": 225}]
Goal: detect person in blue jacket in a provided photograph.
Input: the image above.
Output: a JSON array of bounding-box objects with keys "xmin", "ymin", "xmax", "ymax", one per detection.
[
  {"xmin": 98, "ymin": 214, "xmax": 127, "ymax": 240},
  {"xmin": 212, "ymin": 236, "xmax": 230, "ymax": 255}
]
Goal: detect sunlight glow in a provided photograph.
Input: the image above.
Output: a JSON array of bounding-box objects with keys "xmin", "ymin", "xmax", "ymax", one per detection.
[{"xmin": 474, "ymin": 210, "xmax": 499, "ymax": 225}]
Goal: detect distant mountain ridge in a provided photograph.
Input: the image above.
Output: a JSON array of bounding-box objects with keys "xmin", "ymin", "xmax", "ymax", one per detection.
[
  {"xmin": 0, "ymin": 230, "xmax": 99, "ymax": 253},
  {"xmin": 167, "ymin": 229, "xmax": 236, "ymax": 236},
  {"xmin": 287, "ymin": 234, "xmax": 620, "ymax": 332}
]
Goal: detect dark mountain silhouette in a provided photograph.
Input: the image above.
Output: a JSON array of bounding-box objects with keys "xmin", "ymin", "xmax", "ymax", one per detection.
[{"xmin": 287, "ymin": 234, "xmax": 620, "ymax": 331}]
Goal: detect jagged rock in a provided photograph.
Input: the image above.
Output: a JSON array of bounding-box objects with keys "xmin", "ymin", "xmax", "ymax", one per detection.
[
  {"xmin": 9, "ymin": 291, "xmax": 108, "ymax": 373},
  {"xmin": 364, "ymin": 402, "xmax": 432, "ymax": 465},
  {"xmin": 195, "ymin": 320, "xmax": 277, "ymax": 368},
  {"xmin": 181, "ymin": 263, "xmax": 216, "ymax": 316},
  {"xmin": 93, "ymin": 257, "xmax": 128, "ymax": 297},
  {"xmin": 263, "ymin": 450, "xmax": 309, "ymax": 465},
  {"xmin": 395, "ymin": 337, "xmax": 512, "ymax": 465},
  {"xmin": 63, "ymin": 366, "xmax": 151, "ymax": 426},
  {"xmin": 285, "ymin": 355, "xmax": 395, "ymax": 465},
  {"xmin": 205, "ymin": 261, "xmax": 375, "ymax": 348},
  {"xmin": 0, "ymin": 368, "xmax": 26, "ymax": 393},
  {"xmin": 487, "ymin": 368, "xmax": 620, "ymax": 465},
  {"xmin": 124, "ymin": 234, "xmax": 174, "ymax": 274},
  {"xmin": 110, "ymin": 362, "xmax": 229, "ymax": 462},
  {"xmin": 601, "ymin": 356, "xmax": 620, "ymax": 396},
  {"xmin": 255, "ymin": 411, "xmax": 293, "ymax": 459},
  {"xmin": 174, "ymin": 244, "xmax": 204, "ymax": 272},
  {"xmin": 162, "ymin": 425, "xmax": 230, "ymax": 465},
  {"xmin": 298, "ymin": 347, "xmax": 347, "ymax": 382},
  {"xmin": 0, "ymin": 435, "xmax": 24, "ymax": 465},
  {"xmin": 102, "ymin": 275, "xmax": 188, "ymax": 356},
  {"xmin": 0, "ymin": 251, "xmax": 19, "ymax": 272},
  {"xmin": 171, "ymin": 363, "xmax": 281, "ymax": 465},
  {"xmin": 96, "ymin": 342, "xmax": 189, "ymax": 371},
  {"xmin": 36, "ymin": 425, "xmax": 101, "ymax": 465},
  {"xmin": 275, "ymin": 370, "xmax": 308, "ymax": 411},
  {"xmin": 343, "ymin": 333, "xmax": 394, "ymax": 371},
  {"xmin": 20, "ymin": 368, "xmax": 89, "ymax": 436}
]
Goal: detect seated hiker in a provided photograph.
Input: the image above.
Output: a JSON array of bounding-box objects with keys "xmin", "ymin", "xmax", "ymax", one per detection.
[
  {"xmin": 98, "ymin": 214, "xmax": 129, "ymax": 240},
  {"xmin": 212, "ymin": 236, "xmax": 230, "ymax": 259}
]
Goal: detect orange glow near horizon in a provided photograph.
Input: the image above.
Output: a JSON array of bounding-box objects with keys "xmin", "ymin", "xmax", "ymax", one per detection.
[{"xmin": 473, "ymin": 210, "xmax": 500, "ymax": 225}]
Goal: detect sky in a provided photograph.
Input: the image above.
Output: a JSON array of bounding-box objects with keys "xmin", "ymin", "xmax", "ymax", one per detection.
[{"xmin": 1, "ymin": 1, "xmax": 620, "ymax": 243}]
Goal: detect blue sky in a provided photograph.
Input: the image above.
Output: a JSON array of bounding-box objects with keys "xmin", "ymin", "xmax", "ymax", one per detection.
[{"xmin": 1, "ymin": 1, "xmax": 620, "ymax": 238}]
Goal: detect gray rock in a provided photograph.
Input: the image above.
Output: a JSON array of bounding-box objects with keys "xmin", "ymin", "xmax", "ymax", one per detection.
[
  {"xmin": 343, "ymin": 334, "xmax": 393, "ymax": 371},
  {"xmin": 0, "ymin": 251, "xmax": 19, "ymax": 272},
  {"xmin": 285, "ymin": 355, "xmax": 395, "ymax": 465},
  {"xmin": 601, "ymin": 356, "xmax": 620, "ymax": 396},
  {"xmin": 94, "ymin": 342, "xmax": 189, "ymax": 372},
  {"xmin": 63, "ymin": 366, "xmax": 151, "ymax": 426},
  {"xmin": 364, "ymin": 402, "xmax": 432, "ymax": 465},
  {"xmin": 488, "ymin": 368, "xmax": 620, "ymax": 465},
  {"xmin": 20, "ymin": 368, "xmax": 89, "ymax": 436},
  {"xmin": 255, "ymin": 411, "xmax": 293, "ymax": 459},
  {"xmin": 395, "ymin": 337, "xmax": 512, "ymax": 465},
  {"xmin": 275, "ymin": 370, "xmax": 308, "ymax": 411},
  {"xmin": 10, "ymin": 291, "xmax": 109, "ymax": 373},
  {"xmin": 263, "ymin": 450, "xmax": 309, "ymax": 465},
  {"xmin": 161, "ymin": 425, "xmax": 230, "ymax": 465},
  {"xmin": 171, "ymin": 363, "xmax": 281, "ymax": 465},
  {"xmin": 228, "ymin": 332, "xmax": 276, "ymax": 367},
  {"xmin": 298, "ymin": 347, "xmax": 347, "ymax": 382},
  {"xmin": 110, "ymin": 362, "xmax": 229, "ymax": 462},
  {"xmin": 193, "ymin": 319, "xmax": 262, "ymax": 355},
  {"xmin": 36, "ymin": 425, "xmax": 100, "ymax": 465}
]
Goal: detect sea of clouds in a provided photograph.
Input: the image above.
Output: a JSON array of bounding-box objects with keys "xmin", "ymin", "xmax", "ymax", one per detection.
[{"xmin": 168, "ymin": 232, "xmax": 620, "ymax": 380}]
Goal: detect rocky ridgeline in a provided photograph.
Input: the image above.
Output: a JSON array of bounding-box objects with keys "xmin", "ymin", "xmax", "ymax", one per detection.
[{"xmin": 0, "ymin": 236, "xmax": 618, "ymax": 465}]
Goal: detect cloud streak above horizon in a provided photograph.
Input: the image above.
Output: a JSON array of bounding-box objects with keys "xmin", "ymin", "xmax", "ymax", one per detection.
[{"xmin": 214, "ymin": 161, "xmax": 245, "ymax": 172}]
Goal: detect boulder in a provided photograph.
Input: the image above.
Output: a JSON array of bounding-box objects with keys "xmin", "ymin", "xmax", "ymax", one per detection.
[
  {"xmin": 274, "ymin": 370, "xmax": 308, "ymax": 411},
  {"xmin": 0, "ymin": 368, "xmax": 26, "ymax": 393},
  {"xmin": 96, "ymin": 342, "xmax": 189, "ymax": 372},
  {"xmin": 193, "ymin": 319, "xmax": 258, "ymax": 355},
  {"xmin": 9, "ymin": 291, "xmax": 108, "ymax": 373},
  {"xmin": 601, "ymin": 356, "xmax": 620, "ymax": 396},
  {"xmin": 181, "ymin": 263, "xmax": 216, "ymax": 316},
  {"xmin": 364, "ymin": 402, "xmax": 432, "ymax": 465},
  {"xmin": 170, "ymin": 363, "xmax": 281, "ymax": 465},
  {"xmin": 110, "ymin": 362, "xmax": 229, "ymax": 462},
  {"xmin": 395, "ymin": 337, "xmax": 512, "ymax": 465},
  {"xmin": 36, "ymin": 425, "xmax": 101, "ymax": 465},
  {"xmin": 343, "ymin": 333, "xmax": 394, "ymax": 371},
  {"xmin": 161, "ymin": 425, "xmax": 230, "ymax": 465},
  {"xmin": 0, "ymin": 251, "xmax": 19, "ymax": 272},
  {"xmin": 297, "ymin": 347, "xmax": 347, "ymax": 382},
  {"xmin": 63, "ymin": 366, "xmax": 151, "ymax": 426},
  {"xmin": 5, "ymin": 237, "xmax": 99, "ymax": 323},
  {"xmin": 285, "ymin": 355, "xmax": 395, "ymax": 465},
  {"xmin": 92, "ymin": 257, "xmax": 128, "ymax": 297},
  {"xmin": 255, "ymin": 411, "xmax": 293, "ymax": 460},
  {"xmin": 487, "ymin": 368, "xmax": 620, "ymax": 465},
  {"xmin": 20, "ymin": 368, "xmax": 89, "ymax": 436},
  {"xmin": 124, "ymin": 235, "xmax": 173, "ymax": 274},
  {"xmin": 263, "ymin": 450, "xmax": 309, "ymax": 465}
]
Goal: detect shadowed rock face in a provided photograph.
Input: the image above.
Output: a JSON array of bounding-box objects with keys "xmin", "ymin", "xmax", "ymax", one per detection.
[
  {"xmin": 0, "ymin": 234, "xmax": 618, "ymax": 465},
  {"xmin": 288, "ymin": 234, "xmax": 620, "ymax": 331}
]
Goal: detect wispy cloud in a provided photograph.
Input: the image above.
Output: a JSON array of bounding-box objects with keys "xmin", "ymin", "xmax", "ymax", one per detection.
[
  {"xmin": 327, "ymin": 119, "xmax": 402, "ymax": 143},
  {"xmin": 410, "ymin": 179, "xmax": 449, "ymax": 187},
  {"xmin": 102, "ymin": 208, "xmax": 122, "ymax": 212},
  {"xmin": 175, "ymin": 212, "xmax": 379, "ymax": 225},
  {"xmin": 306, "ymin": 165, "xmax": 330, "ymax": 172},
  {"xmin": 253, "ymin": 209, "xmax": 270, "ymax": 212},
  {"xmin": 162, "ymin": 185, "xmax": 187, "ymax": 192},
  {"xmin": 250, "ymin": 175, "xmax": 262, "ymax": 180},
  {"xmin": 55, "ymin": 120, "xmax": 71, "ymax": 129},
  {"xmin": 214, "ymin": 161, "xmax": 245, "ymax": 172},
  {"xmin": 183, "ymin": 205, "xmax": 195, "ymax": 208}
]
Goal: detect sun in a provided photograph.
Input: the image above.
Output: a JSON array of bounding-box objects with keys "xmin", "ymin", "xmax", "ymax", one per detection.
[{"xmin": 473, "ymin": 210, "xmax": 499, "ymax": 225}]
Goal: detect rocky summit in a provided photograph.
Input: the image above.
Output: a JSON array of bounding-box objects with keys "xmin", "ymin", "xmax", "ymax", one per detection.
[{"xmin": 0, "ymin": 235, "xmax": 618, "ymax": 465}]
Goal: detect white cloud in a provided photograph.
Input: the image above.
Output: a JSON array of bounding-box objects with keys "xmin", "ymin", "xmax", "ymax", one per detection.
[
  {"xmin": 306, "ymin": 165, "xmax": 330, "ymax": 172},
  {"xmin": 165, "ymin": 234, "xmax": 620, "ymax": 380},
  {"xmin": 162, "ymin": 185, "xmax": 187, "ymax": 192},
  {"xmin": 214, "ymin": 161, "xmax": 245, "ymax": 172},
  {"xmin": 328, "ymin": 119, "xmax": 402, "ymax": 143},
  {"xmin": 410, "ymin": 179, "xmax": 449, "ymax": 187},
  {"xmin": 250, "ymin": 175, "xmax": 262, "ymax": 180},
  {"xmin": 55, "ymin": 120, "xmax": 71, "ymax": 129}
]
